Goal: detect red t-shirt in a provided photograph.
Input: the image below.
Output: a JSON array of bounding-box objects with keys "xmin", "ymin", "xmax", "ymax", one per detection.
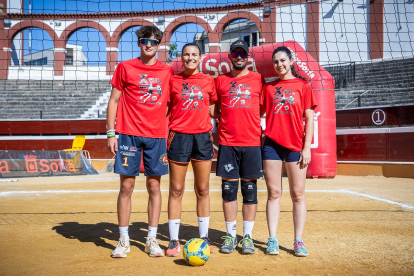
[
  {"xmin": 215, "ymin": 71, "xmax": 265, "ymax": 147},
  {"xmin": 110, "ymin": 58, "xmax": 174, "ymax": 138},
  {"xmin": 168, "ymin": 72, "xmax": 217, "ymax": 134},
  {"xmin": 261, "ymin": 78, "xmax": 317, "ymax": 151}
]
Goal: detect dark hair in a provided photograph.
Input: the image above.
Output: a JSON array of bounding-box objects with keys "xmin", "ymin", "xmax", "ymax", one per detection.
[
  {"xmin": 272, "ymin": 46, "xmax": 307, "ymax": 82},
  {"xmin": 182, "ymin": 43, "xmax": 201, "ymax": 55},
  {"xmin": 135, "ymin": 26, "xmax": 163, "ymax": 41}
]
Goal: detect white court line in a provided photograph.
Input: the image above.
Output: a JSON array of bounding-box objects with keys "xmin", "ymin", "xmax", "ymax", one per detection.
[
  {"xmin": 66, "ymin": 177, "xmax": 119, "ymax": 180},
  {"xmin": 0, "ymin": 179, "xmax": 19, "ymax": 182},
  {"xmin": 0, "ymin": 189, "xmax": 413, "ymax": 210}
]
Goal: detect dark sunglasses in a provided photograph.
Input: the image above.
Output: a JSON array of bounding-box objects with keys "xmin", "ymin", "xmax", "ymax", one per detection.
[
  {"xmin": 139, "ymin": 38, "xmax": 160, "ymax": 46},
  {"xmin": 231, "ymin": 51, "xmax": 248, "ymax": 59}
]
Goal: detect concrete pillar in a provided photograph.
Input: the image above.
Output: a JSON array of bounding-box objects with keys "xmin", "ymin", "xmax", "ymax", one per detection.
[
  {"xmin": 369, "ymin": 0, "xmax": 384, "ymax": 59},
  {"xmin": 158, "ymin": 45, "xmax": 169, "ymax": 64},
  {"xmin": 54, "ymin": 48, "xmax": 66, "ymax": 76},
  {"xmin": 106, "ymin": 47, "xmax": 118, "ymax": 75},
  {"xmin": 307, "ymin": 1, "xmax": 319, "ymax": 62}
]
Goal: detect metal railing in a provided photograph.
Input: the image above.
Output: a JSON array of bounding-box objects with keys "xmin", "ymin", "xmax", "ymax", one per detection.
[{"xmin": 324, "ymin": 62, "xmax": 356, "ymax": 89}]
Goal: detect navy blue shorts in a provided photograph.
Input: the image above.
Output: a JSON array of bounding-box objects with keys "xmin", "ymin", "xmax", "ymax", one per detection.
[
  {"xmin": 262, "ymin": 136, "xmax": 301, "ymax": 162},
  {"xmin": 167, "ymin": 131, "xmax": 214, "ymax": 163},
  {"xmin": 114, "ymin": 134, "xmax": 168, "ymax": 177},
  {"xmin": 216, "ymin": 145, "xmax": 263, "ymax": 179}
]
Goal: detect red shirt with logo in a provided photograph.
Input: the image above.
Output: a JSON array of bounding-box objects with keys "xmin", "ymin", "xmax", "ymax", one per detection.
[
  {"xmin": 215, "ymin": 71, "xmax": 265, "ymax": 147},
  {"xmin": 261, "ymin": 78, "xmax": 317, "ymax": 151},
  {"xmin": 168, "ymin": 72, "xmax": 217, "ymax": 134},
  {"xmin": 110, "ymin": 58, "xmax": 174, "ymax": 138}
]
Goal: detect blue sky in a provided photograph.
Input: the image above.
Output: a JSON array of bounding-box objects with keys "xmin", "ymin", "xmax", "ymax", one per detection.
[{"xmin": 22, "ymin": 0, "xmax": 254, "ymax": 64}]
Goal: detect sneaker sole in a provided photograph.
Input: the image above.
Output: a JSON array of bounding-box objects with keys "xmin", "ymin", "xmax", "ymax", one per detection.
[
  {"xmin": 166, "ymin": 247, "xmax": 180, "ymax": 257},
  {"xmin": 111, "ymin": 247, "xmax": 130, "ymax": 258},
  {"xmin": 295, "ymin": 253, "xmax": 307, "ymax": 257},
  {"xmin": 241, "ymin": 250, "xmax": 255, "ymax": 255},
  {"xmin": 111, "ymin": 254, "xmax": 127, "ymax": 258},
  {"xmin": 149, "ymin": 252, "xmax": 164, "ymax": 257},
  {"xmin": 266, "ymin": 251, "xmax": 279, "ymax": 255}
]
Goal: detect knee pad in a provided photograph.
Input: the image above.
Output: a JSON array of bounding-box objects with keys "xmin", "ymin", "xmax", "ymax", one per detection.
[
  {"xmin": 241, "ymin": 180, "xmax": 258, "ymax": 204},
  {"xmin": 222, "ymin": 180, "xmax": 239, "ymax": 202}
]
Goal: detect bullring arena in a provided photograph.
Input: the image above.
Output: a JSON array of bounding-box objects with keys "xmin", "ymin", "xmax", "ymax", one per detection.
[{"xmin": 1, "ymin": 172, "xmax": 413, "ymax": 275}]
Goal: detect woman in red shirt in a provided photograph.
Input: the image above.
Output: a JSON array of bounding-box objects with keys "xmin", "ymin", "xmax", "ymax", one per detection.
[
  {"xmin": 260, "ymin": 46, "xmax": 317, "ymax": 257},
  {"xmin": 166, "ymin": 43, "xmax": 217, "ymax": 256}
]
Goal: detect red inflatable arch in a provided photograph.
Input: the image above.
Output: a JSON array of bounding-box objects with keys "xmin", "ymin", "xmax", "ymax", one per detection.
[{"xmin": 170, "ymin": 41, "xmax": 337, "ymax": 178}]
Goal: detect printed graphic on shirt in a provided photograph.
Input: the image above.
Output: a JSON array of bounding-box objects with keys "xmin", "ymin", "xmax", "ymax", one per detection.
[
  {"xmin": 180, "ymin": 83, "xmax": 204, "ymax": 110},
  {"xmin": 273, "ymin": 86, "xmax": 295, "ymax": 114},
  {"xmin": 137, "ymin": 74, "xmax": 163, "ymax": 104},
  {"xmin": 228, "ymin": 82, "xmax": 251, "ymax": 108}
]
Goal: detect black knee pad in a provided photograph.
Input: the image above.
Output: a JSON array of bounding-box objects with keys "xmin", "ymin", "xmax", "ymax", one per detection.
[
  {"xmin": 241, "ymin": 180, "xmax": 258, "ymax": 204},
  {"xmin": 222, "ymin": 180, "xmax": 239, "ymax": 202}
]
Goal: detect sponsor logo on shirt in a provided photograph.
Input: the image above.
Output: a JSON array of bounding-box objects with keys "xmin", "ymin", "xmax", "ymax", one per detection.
[
  {"xmin": 228, "ymin": 82, "xmax": 251, "ymax": 108},
  {"xmin": 119, "ymin": 145, "xmax": 129, "ymax": 150},
  {"xmin": 137, "ymin": 74, "xmax": 163, "ymax": 104},
  {"xmin": 120, "ymin": 151, "xmax": 135, "ymax": 156},
  {"xmin": 130, "ymin": 146, "xmax": 137, "ymax": 151},
  {"xmin": 180, "ymin": 83, "xmax": 204, "ymax": 110},
  {"xmin": 273, "ymin": 86, "xmax": 294, "ymax": 114}
]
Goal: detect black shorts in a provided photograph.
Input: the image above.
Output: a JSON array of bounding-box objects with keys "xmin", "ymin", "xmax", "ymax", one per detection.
[
  {"xmin": 167, "ymin": 130, "xmax": 214, "ymax": 163},
  {"xmin": 216, "ymin": 145, "xmax": 263, "ymax": 179},
  {"xmin": 262, "ymin": 136, "xmax": 301, "ymax": 162}
]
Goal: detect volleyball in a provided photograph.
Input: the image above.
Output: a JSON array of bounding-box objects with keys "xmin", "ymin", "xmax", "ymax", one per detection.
[{"xmin": 183, "ymin": 238, "xmax": 210, "ymax": 266}]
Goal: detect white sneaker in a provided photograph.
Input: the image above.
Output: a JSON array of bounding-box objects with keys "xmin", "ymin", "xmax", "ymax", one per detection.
[
  {"xmin": 145, "ymin": 236, "xmax": 164, "ymax": 257},
  {"xmin": 111, "ymin": 236, "xmax": 130, "ymax": 258}
]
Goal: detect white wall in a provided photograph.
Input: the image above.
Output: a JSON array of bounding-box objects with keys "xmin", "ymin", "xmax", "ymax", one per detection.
[
  {"xmin": 319, "ymin": 0, "xmax": 369, "ymax": 65},
  {"xmin": 383, "ymin": 0, "xmax": 414, "ymax": 59},
  {"xmin": 7, "ymin": 0, "xmax": 22, "ymax": 13},
  {"xmin": 276, "ymin": 3, "xmax": 307, "ymax": 50}
]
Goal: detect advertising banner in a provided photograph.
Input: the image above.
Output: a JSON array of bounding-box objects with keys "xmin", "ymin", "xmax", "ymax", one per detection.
[{"xmin": 0, "ymin": 150, "xmax": 98, "ymax": 178}]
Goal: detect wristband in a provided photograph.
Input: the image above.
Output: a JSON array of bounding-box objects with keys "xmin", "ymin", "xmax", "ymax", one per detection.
[
  {"xmin": 106, "ymin": 129, "xmax": 115, "ymax": 133},
  {"xmin": 107, "ymin": 134, "xmax": 116, "ymax": 138}
]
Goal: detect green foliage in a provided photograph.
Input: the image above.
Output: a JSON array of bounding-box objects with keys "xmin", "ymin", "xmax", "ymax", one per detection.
[{"xmin": 169, "ymin": 43, "xmax": 181, "ymax": 62}]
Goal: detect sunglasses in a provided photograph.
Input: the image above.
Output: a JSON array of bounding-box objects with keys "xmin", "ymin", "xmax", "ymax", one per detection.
[
  {"xmin": 231, "ymin": 51, "xmax": 248, "ymax": 59},
  {"xmin": 139, "ymin": 38, "xmax": 160, "ymax": 46}
]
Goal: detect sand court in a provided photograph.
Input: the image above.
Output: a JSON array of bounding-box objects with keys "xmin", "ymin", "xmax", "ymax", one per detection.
[{"xmin": 0, "ymin": 174, "xmax": 413, "ymax": 275}]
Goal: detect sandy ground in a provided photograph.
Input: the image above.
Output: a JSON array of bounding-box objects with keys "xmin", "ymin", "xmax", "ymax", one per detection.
[{"xmin": 0, "ymin": 174, "xmax": 413, "ymax": 275}]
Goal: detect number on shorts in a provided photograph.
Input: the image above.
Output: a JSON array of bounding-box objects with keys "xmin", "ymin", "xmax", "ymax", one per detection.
[{"xmin": 122, "ymin": 157, "xmax": 128, "ymax": 167}]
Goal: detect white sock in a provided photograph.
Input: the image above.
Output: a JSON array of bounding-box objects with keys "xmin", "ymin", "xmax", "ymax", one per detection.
[
  {"xmin": 119, "ymin": 226, "xmax": 129, "ymax": 242},
  {"xmin": 169, "ymin": 219, "xmax": 180, "ymax": 241},
  {"xmin": 147, "ymin": 226, "xmax": 157, "ymax": 241},
  {"xmin": 243, "ymin": 221, "xmax": 255, "ymax": 238},
  {"xmin": 198, "ymin": 216, "xmax": 210, "ymax": 238},
  {"xmin": 225, "ymin": 220, "xmax": 237, "ymax": 238}
]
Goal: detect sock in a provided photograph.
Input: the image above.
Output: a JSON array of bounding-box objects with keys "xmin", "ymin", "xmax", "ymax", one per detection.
[
  {"xmin": 225, "ymin": 220, "xmax": 237, "ymax": 238},
  {"xmin": 147, "ymin": 226, "xmax": 157, "ymax": 241},
  {"xmin": 198, "ymin": 216, "xmax": 210, "ymax": 238},
  {"xmin": 119, "ymin": 226, "xmax": 129, "ymax": 242},
  {"xmin": 169, "ymin": 219, "xmax": 180, "ymax": 241},
  {"xmin": 243, "ymin": 221, "xmax": 255, "ymax": 238}
]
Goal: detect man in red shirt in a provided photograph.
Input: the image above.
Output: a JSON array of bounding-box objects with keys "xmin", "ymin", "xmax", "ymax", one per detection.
[
  {"xmin": 106, "ymin": 26, "xmax": 173, "ymax": 258},
  {"xmin": 215, "ymin": 40, "xmax": 265, "ymax": 255}
]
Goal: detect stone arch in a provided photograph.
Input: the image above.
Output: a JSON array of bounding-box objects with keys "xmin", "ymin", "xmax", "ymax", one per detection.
[
  {"xmin": 57, "ymin": 21, "xmax": 110, "ymax": 48},
  {"xmin": 7, "ymin": 20, "xmax": 58, "ymax": 48},
  {"xmin": 111, "ymin": 19, "xmax": 157, "ymax": 47},
  {"xmin": 214, "ymin": 11, "xmax": 263, "ymax": 43},
  {"xmin": 164, "ymin": 16, "xmax": 215, "ymax": 46}
]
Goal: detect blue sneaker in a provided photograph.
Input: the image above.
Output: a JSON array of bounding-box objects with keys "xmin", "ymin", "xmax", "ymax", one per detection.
[
  {"xmin": 220, "ymin": 233, "xmax": 237, "ymax": 254},
  {"xmin": 293, "ymin": 238, "xmax": 308, "ymax": 257},
  {"xmin": 265, "ymin": 236, "xmax": 279, "ymax": 255}
]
